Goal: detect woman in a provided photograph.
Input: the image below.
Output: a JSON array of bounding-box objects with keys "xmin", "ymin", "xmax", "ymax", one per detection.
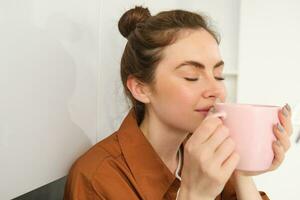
[{"xmin": 64, "ymin": 6, "xmax": 292, "ymax": 200}]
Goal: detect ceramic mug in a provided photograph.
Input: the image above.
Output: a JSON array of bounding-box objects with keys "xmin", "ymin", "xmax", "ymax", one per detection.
[{"xmin": 214, "ymin": 103, "xmax": 280, "ymax": 171}]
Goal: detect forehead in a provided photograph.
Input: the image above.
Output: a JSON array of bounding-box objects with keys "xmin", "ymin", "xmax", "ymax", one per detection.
[{"xmin": 158, "ymin": 29, "xmax": 221, "ymax": 69}]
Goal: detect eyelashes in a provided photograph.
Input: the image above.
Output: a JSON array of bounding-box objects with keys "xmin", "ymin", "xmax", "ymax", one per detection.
[
  {"xmin": 184, "ymin": 77, "xmax": 225, "ymax": 81},
  {"xmin": 184, "ymin": 78, "xmax": 198, "ymax": 81},
  {"xmin": 215, "ymin": 77, "xmax": 225, "ymax": 81}
]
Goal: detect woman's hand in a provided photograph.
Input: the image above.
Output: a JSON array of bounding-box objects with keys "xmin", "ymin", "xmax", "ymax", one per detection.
[
  {"xmin": 235, "ymin": 103, "xmax": 293, "ymax": 176},
  {"xmin": 178, "ymin": 109, "xmax": 240, "ymax": 200}
]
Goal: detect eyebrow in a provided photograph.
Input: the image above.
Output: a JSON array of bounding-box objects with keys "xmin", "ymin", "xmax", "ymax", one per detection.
[{"xmin": 175, "ymin": 60, "xmax": 224, "ymax": 70}]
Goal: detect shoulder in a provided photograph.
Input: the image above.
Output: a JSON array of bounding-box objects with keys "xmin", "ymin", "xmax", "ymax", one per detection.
[
  {"xmin": 65, "ymin": 131, "xmax": 140, "ymax": 199},
  {"xmin": 68, "ymin": 131, "xmax": 123, "ymax": 180}
]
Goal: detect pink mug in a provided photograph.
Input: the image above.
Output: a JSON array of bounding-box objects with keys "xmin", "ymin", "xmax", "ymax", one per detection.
[{"xmin": 214, "ymin": 103, "xmax": 281, "ymax": 172}]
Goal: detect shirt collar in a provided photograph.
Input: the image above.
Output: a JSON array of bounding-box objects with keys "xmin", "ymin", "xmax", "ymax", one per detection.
[{"xmin": 117, "ymin": 108, "xmax": 181, "ymax": 199}]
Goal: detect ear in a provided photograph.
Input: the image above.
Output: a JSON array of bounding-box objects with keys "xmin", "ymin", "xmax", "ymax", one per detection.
[{"xmin": 126, "ymin": 76, "xmax": 151, "ymax": 104}]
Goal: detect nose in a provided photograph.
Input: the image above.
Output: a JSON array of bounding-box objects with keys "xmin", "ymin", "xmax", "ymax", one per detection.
[{"xmin": 201, "ymin": 78, "xmax": 225, "ymax": 100}]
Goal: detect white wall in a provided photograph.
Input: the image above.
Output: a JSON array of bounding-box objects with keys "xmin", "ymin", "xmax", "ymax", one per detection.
[
  {"xmin": 238, "ymin": 1, "xmax": 300, "ymax": 199},
  {"xmin": 0, "ymin": 0, "xmax": 99, "ymax": 199}
]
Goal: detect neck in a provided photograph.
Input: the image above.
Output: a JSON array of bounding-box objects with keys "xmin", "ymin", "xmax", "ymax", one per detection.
[{"xmin": 139, "ymin": 108, "xmax": 188, "ymax": 173}]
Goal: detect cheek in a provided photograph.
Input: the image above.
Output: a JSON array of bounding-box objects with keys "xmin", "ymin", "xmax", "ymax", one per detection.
[
  {"xmin": 154, "ymin": 78, "xmax": 197, "ymax": 107},
  {"xmin": 151, "ymin": 79, "xmax": 201, "ymax": 132}
]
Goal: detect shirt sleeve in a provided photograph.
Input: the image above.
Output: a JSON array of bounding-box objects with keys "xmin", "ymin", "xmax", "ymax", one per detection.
[{"xmin": 221, "ymin": 175, "xmax": 270, "ymax": 200}]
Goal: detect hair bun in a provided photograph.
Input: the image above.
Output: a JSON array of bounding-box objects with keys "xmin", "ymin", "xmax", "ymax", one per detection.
[{"xmin": 118, "ymin": 6, "xmax": 151, "ymax": 39}]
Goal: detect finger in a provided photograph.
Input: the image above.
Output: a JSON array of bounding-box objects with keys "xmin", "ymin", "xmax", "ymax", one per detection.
[
  {"xmin": 193, "ymin": 113, "xmax": 223, "ymax": 144},
  {"xmin": 278, "ymin": 105, "xmax": 293, "ymax": 136},
  {"xmin": 269, "ymin": 141, "xmax": 285, "ymax": 171},
  {"xmin": 234, "ymin": 170, "xmax": 262, "ymax": 176},
  {"xmin": 273, "ymin": 124, "xmax": 291, "ymax": 152},
  {"xmin": 214, "ymin": 136, "xmax": 236, "ymax": 166},
  {"xmin": 221, "ymin": 152, "xmax": 240, "ymax": 180},
  {"xmin": 206, "ymin": 125, "xmax": 230, "ymax": 150}
]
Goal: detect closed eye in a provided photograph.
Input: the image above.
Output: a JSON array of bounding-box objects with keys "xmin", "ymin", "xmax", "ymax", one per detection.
[
  {"xmin": 215, "ymin": 77, "xmax": 225, "ymax": 81},
  {"xmin": 184, "ymin": 77, "xmax": 198, "ymax": 81},
  {"xmin": 184, "ymin": 77, "xmax": 225, "ymax": 81}
]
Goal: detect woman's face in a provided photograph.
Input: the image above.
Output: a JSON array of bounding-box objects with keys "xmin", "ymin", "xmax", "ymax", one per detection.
[{"xmin": 147, "ymin": 29, "xmax": 226, "ymax": 133}]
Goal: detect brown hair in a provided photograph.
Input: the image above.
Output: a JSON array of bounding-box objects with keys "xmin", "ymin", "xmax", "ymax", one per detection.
[{"xmin": 118, "ymin": 6, "xmax": 220, "ymax": 125}]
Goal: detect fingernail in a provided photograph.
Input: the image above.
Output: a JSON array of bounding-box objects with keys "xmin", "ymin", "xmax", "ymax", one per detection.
[
  {"xmin": 282, "ymin": 107, "xmax": 288, "ymax": 117},
  {"xmin": 209, "ymin": 107, "xmax": 216, "ymax": 113},
  {"xmin": 277, "ymin": 123, "xmax": 284, "ymax": 133},
  {"xmin": 285, "ymin": 103, "xmax": 291, "ymax": 112},
  {"xmin": 295, "ymin": 131, "xmax": 300, "ymax": 143}
]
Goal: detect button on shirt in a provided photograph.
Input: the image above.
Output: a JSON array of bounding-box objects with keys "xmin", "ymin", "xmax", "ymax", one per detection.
[{"xmin": 64, "ymin": 108, "xmax": 270, "ymax": 200}]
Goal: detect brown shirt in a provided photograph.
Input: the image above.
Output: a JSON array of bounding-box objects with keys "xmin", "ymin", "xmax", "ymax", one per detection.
[{"xmin": 64, "ymin": 109, "xmax": 270, "ymax": 200}]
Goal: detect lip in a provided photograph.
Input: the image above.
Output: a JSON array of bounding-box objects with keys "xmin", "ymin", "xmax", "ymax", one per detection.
[
  {"xmin": 195, "ymin": 109, "xmax": 209, "ymax": 112},
  {"xmin": 195, "ymin": 110, "xmax": 209, "ymax": 116},
  {"xmin": 195, "ymin": 106, "xmax": 213, "ymax": 112}
]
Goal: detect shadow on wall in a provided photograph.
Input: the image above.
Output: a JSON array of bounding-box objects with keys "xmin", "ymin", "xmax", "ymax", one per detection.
[
  {"xmin": 13, "ymin": 176, "xmax": 67, "ymax": 200},
  {"xmin": 0, "ymin": 6, "xmax": 92, "ymax": 199}
]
